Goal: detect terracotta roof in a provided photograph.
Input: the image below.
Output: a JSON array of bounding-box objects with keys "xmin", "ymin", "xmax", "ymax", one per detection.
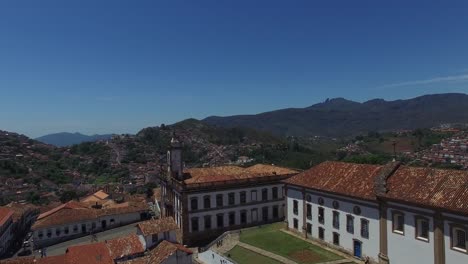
[
  {"xmin": 137, "ymin": 217, "xmax": 178, "ymax": 236},
  {"xmin": 285, "ymin": 161, "xmax": 383, "ymax": 201},
  {"xmin": 385, "ymin": 166, "xmax": 468, "ymax": 214},
  {"xmin": 82, "ymin": 190, "xmax": 110, "ymax": 203},
  {"xmin": 65, "ymin": 243, "xmax": 113, "ymax": 264},
  {"xmin": 5, "ymin": 203, "xmax": 39, "ymax": 222},
  {"xmin": 0, "ymin": 257, "xmax": 35, "ymax": 264},
  {"xmin": 94, "ymin": 190, "xmax": 109, "ymax": 200},
  {"xmin": 147, "ymin": 241, "xmax": 192, "ymax": 264},
  {"xmin": 32, "ymin": 201, "xmax": 147, "ymax": 230},
  {"xmin": 37, "ymin": 201, "xmax": 86, "ymax": 220},
  {"xmin": 105, "ymin": 234, "xmax": 145, "ymax": 260},
  {"xmin": 0, "ymin": 207, "xmax": 14, "ymax": 226},
  {"xmin": 184, "ymin": 164, "xmax": 297, "ymax": 184},
  {"xmin": 36, "ymin": 255, "xmax": 67, "ymax": 264}
]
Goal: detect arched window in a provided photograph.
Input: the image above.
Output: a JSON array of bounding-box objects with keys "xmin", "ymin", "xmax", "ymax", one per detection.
[
  {"xmin": 306, "ymin": 195, "xmax": 312, "ymax": 202},
  {"xmin": 191, "ymin": 198, "xmax": 198, "ymax": 211}
]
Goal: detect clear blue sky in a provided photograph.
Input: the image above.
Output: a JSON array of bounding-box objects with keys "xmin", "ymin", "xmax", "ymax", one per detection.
[{"xmin": 1, "ymin": 1, "xmax": 468, "ymax": 138}]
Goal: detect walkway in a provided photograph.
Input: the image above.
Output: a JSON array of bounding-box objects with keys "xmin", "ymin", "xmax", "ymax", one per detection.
[{"xmin": 237, "ymin": 242, "xmax": 298, "ymax": 264}]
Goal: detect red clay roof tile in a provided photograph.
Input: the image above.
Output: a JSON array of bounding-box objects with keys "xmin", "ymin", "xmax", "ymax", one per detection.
[{"xmin": 285, "ymin": 161, "xmax": 383, "ymax": 201}]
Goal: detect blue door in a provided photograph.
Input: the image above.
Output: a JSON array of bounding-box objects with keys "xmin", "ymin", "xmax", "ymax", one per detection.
[{"xmin": 354, "ymin": 240, "xmax": 362, "ymax": 258}]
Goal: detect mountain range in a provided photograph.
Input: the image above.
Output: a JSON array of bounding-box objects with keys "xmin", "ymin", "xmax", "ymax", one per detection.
[
  {"xmin": 203, "ymin": 93, "xmax": 468, "ymax": 137},
  {"xmin": 35, "ymin": 132, "xmax": 113, "ymax": 147}
]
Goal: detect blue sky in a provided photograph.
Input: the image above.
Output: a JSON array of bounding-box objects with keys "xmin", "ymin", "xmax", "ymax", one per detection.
[{"xmin": 1, "ymin": 1, "xmax": 468, "ymax": 138}]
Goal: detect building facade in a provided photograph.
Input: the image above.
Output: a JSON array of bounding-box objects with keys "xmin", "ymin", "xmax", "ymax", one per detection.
[
  {"xmin": 285, "ymin": 161, "xmax": 468, "ymax": 264},
  {"xmin": 159, "ymin": 137, "xmax": 298, "ymax": 246},
  {"xmin": 32, "ymin": 200, "xmax": 148, "ymax": 248},
  {"xmin": 0, "ymin": 208, "xmax": 14, "ymax": 257}
]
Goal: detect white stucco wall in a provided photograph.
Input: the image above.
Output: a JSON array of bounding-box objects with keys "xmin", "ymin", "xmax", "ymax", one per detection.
[
  {"xmin": 287, "ymin": 187, "xmax": 380, "ymax": 261},
  {"xmin": 33, "ymin": 211, "xmax": 142, "ymax": 247},
  {"xmin": 443, "ymin": 213, "xmax": 468, "ymax": 264},
  {"xmin": 188, "ymin": 184, "xmax": 284, "ymax": 233},
  {"xmin": 386, "ymin": 203, "xmax": 435, "ymax": 264}
]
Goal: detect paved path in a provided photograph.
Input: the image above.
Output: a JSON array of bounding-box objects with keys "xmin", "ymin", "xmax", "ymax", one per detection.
[
  {"xmin": 212, "ymin": 233, "xmax": 239, "ymax": 254},
  {"xmin": 237, "ymin": 242, "xmax": 298, "ymax": 264}
]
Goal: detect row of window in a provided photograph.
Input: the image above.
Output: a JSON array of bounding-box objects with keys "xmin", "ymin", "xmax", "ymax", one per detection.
[
  {"xmin": 392, "ymin": 211, "xmax": 467, "ymax": 252},
  {"xmin": 191, "ymin": 187, "xmax": 279, "ymax": 211},
  {"xmin": 191, "ymin": 206, "xmax": 280, "ymax": 232},
  {"xmin": 37, "ymin": 219, "xmax": 115, "ymax": 239},
  {"xmin": 293, "ymin": 201, "xmax": 369, "ymax": 239},
  {"xmin": 292, "ymin": 219, "xmax": 342, "ymax": 246}
]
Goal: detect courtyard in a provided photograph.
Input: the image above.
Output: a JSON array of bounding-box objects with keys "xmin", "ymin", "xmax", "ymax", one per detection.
[{"xmin": 221, "ymin": 223, "xmax": 355, "ymax": 264}]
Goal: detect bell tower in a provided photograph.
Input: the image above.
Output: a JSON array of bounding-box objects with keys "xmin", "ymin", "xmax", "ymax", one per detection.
[{"xmin": 167, "ymin": 135, "xmax": 183, "ymax": 180}]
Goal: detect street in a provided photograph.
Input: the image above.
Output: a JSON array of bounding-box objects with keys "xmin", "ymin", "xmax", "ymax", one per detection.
[{"xmin": 30, "ymin": 223, "xmax": 138, "ymax": 257}]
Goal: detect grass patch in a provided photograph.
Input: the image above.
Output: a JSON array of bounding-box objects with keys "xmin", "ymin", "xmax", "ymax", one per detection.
[
  {"xmin": 240, "ymin": 223, "xmax": 342, "ymax": 264},
  {"xmin": 226, "ymin": 245, "xmax": 282, "ymax": 264}
]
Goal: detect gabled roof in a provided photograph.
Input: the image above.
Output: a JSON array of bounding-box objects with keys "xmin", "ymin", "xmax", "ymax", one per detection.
[
  {"xmin": 105, "ymin": 234, "xmax": 145, "ymax": 260},
  {"xmin": 384, "ymin": 165, "xmax": 468, "ymax": 215},
  {"xmin": 37, "ymin": 201, "xmax": 86, "ymax": 220},
  {"xmin": 82, "ymin": 190, "xmax": 110, "ymax": 203},
  {"xmin": 137, "ymin": 217, "xmax": 178, "ymax": 236},
  {"xmin": 0, "ymin": 207, "xmax": 14, "ymax": 226},
  {"xmin": 285, "ymin": 161, "xmax": 383, "ymax": 201},
  {"xmin": 184, "ymin": 164, "xmax": 297, "ymax": 184},
  {"xmin": 65, "ymin": 243, "xmax": 114, "ymax": 264},
  {"xmin": 147, "ymin": 241, "xmax": 192, "ymax": 264},
  {"xmin": 33, "ymin": 201, "xmax": 147, "ymax": 230}
]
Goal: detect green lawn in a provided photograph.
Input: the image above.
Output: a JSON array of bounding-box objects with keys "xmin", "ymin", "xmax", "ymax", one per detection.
[
  {"xmin": 239, "ymin": 223, "xmax": 343, "ymax": 264},
  {"xmin": 226, "ymin": 246, "xmax": 283, "ymax": 264}
]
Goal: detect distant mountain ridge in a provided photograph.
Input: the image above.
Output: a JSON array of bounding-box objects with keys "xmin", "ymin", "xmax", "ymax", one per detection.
[
  {"xmin": 203, "ymin": 93, "xmax": 468, "ymax": 137},
  {"xmin": 35, "ymin": 132, "xmax": 113, "ymax": 147}
]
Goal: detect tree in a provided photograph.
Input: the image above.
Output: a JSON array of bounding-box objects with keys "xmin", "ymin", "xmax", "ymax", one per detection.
[{"xmin": 60, "ymin": 190, "xmax": 78, "ymax": 203}]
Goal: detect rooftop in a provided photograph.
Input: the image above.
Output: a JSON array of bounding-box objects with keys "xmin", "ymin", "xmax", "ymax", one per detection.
[
  {"xmin": 105, "ymin": 234, "xmax": 145, "ymax": 260},
  {"xmin": 121, "ymin": 240, "xmax": 192, "ymax": 264},
  {"xmin": 385, "ymin": 165, "xmax": 468, "ymax": 215},
  {"xmin": 285, "ymin": 161, "xmax": 383, "ymax": 201},
  {"xmin": 183, "ymin": 164, "xmax": 298, "ymax": 185},
  {"xmin": 0, "ymin": 207, "xmax": 14, "ymax": 226},
  {"xmin": 33, "ymin": 201, "xmax": 147, "ymax": 230},
  {"xmin": 136, "ymin": 217, "xmax": 178, "ymax": 236}
]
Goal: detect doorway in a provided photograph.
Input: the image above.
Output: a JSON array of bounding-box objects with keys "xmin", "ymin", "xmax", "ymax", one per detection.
[{"xmin": 353, "ymin": 240, "xmax": 362, "ymax": 258}]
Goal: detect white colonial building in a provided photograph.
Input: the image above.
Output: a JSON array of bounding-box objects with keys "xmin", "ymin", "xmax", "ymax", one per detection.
[
  {"xmin": 32, "ymin": 198, "xmax": 149, "ymax": 248},
  {"xmin": 159, "ymin": 137, "xmax": 298, "ymax": 246},
  {"xmin": 285, "ymin": 161, "xmax": 468, "ymax": 264}
]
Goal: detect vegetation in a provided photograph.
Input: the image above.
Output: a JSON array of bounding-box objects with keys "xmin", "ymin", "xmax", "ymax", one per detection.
[
  {"xmin": 240, "ymin": 223, "xmax": 342, "ymax": 264},
  {"xmin": 227, "ymin": 246, "xmax": 282, "ymax": 264},
  {"xmin": 204, "ymin": 93, "xmax": 468, "ymax": 137}
]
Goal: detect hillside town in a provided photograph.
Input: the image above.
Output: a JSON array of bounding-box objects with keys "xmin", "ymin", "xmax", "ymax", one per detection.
[
  {"xmin": 0, "ymin": 137, "xmax": 467, "ymax": 264},
  {"xmin": 416, "ymin": 131, "xmax": 468, "ymax": 169}
]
